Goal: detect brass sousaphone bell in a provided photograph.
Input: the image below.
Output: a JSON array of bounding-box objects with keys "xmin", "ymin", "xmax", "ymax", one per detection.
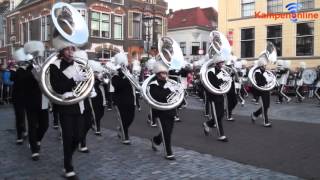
[{"xmin": 39, "ymin": 2, "xmax": 94, "ymax": 105}]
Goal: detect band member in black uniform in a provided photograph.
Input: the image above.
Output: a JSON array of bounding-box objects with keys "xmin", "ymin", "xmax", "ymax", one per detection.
[
  {"xmin": 202, "ymin": 57, "xmax": 230, "ymax": 142},
  {"xmin": 295, "ymin": 62, "xmax": 306, "ymax": 102},
  {"xmin": 112, "ymin": 52, "xmax": 135, "ymax": 145},
  {"xmin": 225, "ymin": 60, "xmax": 238, "ymax": 121},
  {"xmin": 150, "ymin": 61, "xmax": 176, "ymax": 160},
  {"xmin": 276, "ymin": 60, "xmax": 291, "ymax": 103},
  {"xmin": 91, "ymin": 72, "xmax": 105, "ymax": 135},
  {"xmin": 25, "ymin": 62, "xmax": 49, "ymax": 161},
  {"xmin": 315, "ymin": 66, "xmax": 320, "ymax": 103},
  {"xmin": 11, "ymin": 50, "xmax": 29, "ymax": 144},
  {"xmin": 250, "ymin": 59, "xmax": 272, "ymax": 127},
  {"xmin": 49, "ymin": 44, "xmax": 88, "ymax": 179}
]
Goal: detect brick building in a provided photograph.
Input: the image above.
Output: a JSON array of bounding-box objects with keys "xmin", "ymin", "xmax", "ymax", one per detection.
[{"xmin": 3, "ymin": 0, "xmax": 168, "ymax": 64}]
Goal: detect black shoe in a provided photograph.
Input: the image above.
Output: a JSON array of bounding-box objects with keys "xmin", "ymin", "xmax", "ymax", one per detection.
[
  {"xmin": 78, "ymin": 146, "xmax": 90, "ymax": 153},
  {"xmin": 165, "ymin": 154, "xmax": 176, "ymax": 160},
  {"xmin": 263, "ymin": 123, "xmax": 272, "ymax": 127},
  {"xmin": 95, "ymin": 131, "xmax": 102, "ymax": 136},
  {"xmin": 16, "ymin": 139, "xmax": 23, "ymax": 145},
  {"xmin": 150, "ymin": 122, "xmax": 157, "ymax": 127},
  {"xmin": 122, "ymin": 139, "xmax": 131, "ymax": 145},
  {"xmin": 217, "ymin": 136, "xmax": 228, "ymax": 142},
  {"xmin": 64, "ymin": 171, "xmax": 78, "ymax": 180},
  {"xmin": 251, "ymin": 113, "xmax": 257, "ymax": 123},
  {"xmin": 151, "ymin": 139, "xmax": 158, "ymax": 151},
  {"xmin": 202, "ymin": 122, "xmax": 210, "ymax": 136},
  {"xmin": 31, "ymin": 153, "xmax": 40, "ymax": 161}
]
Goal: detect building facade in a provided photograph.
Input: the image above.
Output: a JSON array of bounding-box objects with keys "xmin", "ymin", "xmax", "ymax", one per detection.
[
  {"xmin": 2, "ymin": 0, "xmax": 167, "ymax": 65},
  {"xmin": 167, "ymin": 7, "xmax": 217, "ymax": 62},
  {"xmin": 219, "ymin": 0, "xmax": 320, "ymax": 68}
]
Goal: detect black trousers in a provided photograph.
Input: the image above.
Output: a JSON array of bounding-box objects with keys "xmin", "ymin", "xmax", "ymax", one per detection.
[
  {"xmin": 153, "ymin": 114, "xmax": 175, "ymax": 156},
  {"xmin": 60, "ymin": 113, "xmax": 85, "ymax": 172},
  {"xmin": 106, "ymin": 92, "xmax": 114, "ymax": 109},
  {"xmin": 117, "ymin": 104, "xmax": 135, "ymax": 140},
  {"xmin": 296, "ymin": 86, "xmax": 304, "ymax": 101},
  {"xmin": 251, "ymin": 87, "xmax": 259, "ymax": 102},
  {"xmin": 227, "ymin": 87, "xmax": 238, "ymax": 117},
  {"xmin": 253, "ymin": 92, "xmax": 270, "ymax": 124},
  {"xmin": 26, "ymin": 109, "xmax": 49, "ymax": 154},
  {"xmin": 278, "ymin": 85, "xmax": 286, "ymax": 102},
  {"xmin": 52, "ymin": 107, "xmax": 60, "ymax": 127},
  {"xmin": 81, "ymin": 109, "xmax": 93, "ymax": 147},
  {"xmin": 93, "ymin": 105, "xmax": 104, "ymax": 132},
  {"xmin": 135, "ymin": 93, "xmax": 140, "ymax": 109},
  {"xmin": 13, "ymin": 102, "xmax": 26, "ymax": 140},
  {"xmin": 204, "ymin": 91, "xmax": 210, "ymax": 115},
  {"xmin": 206, "ymin": 99, "xmax": 225, "ymax": 136}
]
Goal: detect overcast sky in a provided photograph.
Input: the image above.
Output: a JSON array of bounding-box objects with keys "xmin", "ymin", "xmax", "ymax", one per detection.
[{"xmin": 166, "ymin": 0, "xmax": 218, "ymax": 11}]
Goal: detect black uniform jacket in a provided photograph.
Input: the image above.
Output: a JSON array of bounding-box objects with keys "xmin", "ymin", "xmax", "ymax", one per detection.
[
  {"xmin": 24, "ymin": 65, "xmax": 44, "ymax": 111},
  {"xmin": 149, "ymin": 78, "xmax": 176, "ymax": 118},
  {"xmin": 206, "ymin": 67, "xmax": 224, "ymax": 103},
  {"xmin": 49, "ymin": 60, "xmax": 81, "ymax": 114},
  {"xmin": 11, "ymin": 68, "xmax": 28, "ymax": 105},
  {"xmin": 111, "ymin": 70, "xmax": 135, "ymax": 106},
  {"xmin": 254, "ymin": 68, "xmax": 269, "ymax": 95}
]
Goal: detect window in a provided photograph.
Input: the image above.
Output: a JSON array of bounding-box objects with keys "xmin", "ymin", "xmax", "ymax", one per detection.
[
  {"xmin": 133, "ymin": 13, "xmax": 141, "ymax": 39},
  {"xmin": 296, "ymin": 22, "xmax": 313, "ymax": 56},
  {"xmin": 114, "ymin": 15, "xmax": 123, "ymax": 40},
  {"xmin": 297, "ymin": 0, "xmax": 314, "ymax": 10},
  {"xmin": 91, "ymin": 12, "xmax": 110, "ymax": 38},
  {"xmin": 10, "ymin": 17, "xmax": 16, "ymax": 34},
  {"xmin": 202, "ymin": 41, "xmax": 207, "ymax": 54},
  {"xmin": 112, "ymin": 0, "xmax": 123, "ymax": 5},
  {"xmin": 267, "ymin": 25, "xmax": 282, "ymax": 56},
  {"xmin": 145, "ymin": 0, "xmax": 156, "ymax": 4},
  {"xmin": 29, "ymin": 19, "xmax": 41, "ymax": 41},
  {"xmin": 241, "ymin": 28, "xmax": 255, "ymax": 58},
  {"xmin": 41, "ymin": 15, "xmax": 51, "ymax": 41},
  {"xmin": 22, "ymin": 22, "xmax": 28, "ymax": 43},
  {"xmin": 191, "ymin": 42, "xmax": 200, "ymax": 55},
  {"xmin": 241, "ymin": 0, "xmax": 255, "ymax": 17},
  {"xmin": 3, "ymin": 19, "xmax": 6, "ymax": 46},
  {"xmin": 180, "ymin": 42, "xmax": 186, "ymax": 55},
  {"xmin": 267, "ymin": 0, "xmax": 282, "ymax": 13}
]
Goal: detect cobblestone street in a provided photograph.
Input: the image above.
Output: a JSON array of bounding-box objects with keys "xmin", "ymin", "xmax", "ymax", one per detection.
[{"xmin": 0, "ymin": 104, "xmax": 303, "ymax": 180}]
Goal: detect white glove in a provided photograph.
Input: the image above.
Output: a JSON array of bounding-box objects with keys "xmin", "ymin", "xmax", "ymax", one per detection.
[
  {"xmin": 216, "ymin": 71, "xmax": 224, "ymax": 79},
  {"xmin": 62, "ymin": 92, "xmax": 74, "ymax": 99},
  {"xmin": 103, "ymin": 78, "xmax": 110, "ymax": 84},
  {"xmin": 90, "ymin": 91, "xmax": 97, "ymax": 98},
  {"xmin": 263, "ymin": 72, "xmax": 273, "ymax": 83},
  {"xmin": 73, "ymin": 71, "xmax": 88, "ymax": 82},
  {"xmin": 222, "ymin": 76, "xmax": 231, "ymax": 82}
]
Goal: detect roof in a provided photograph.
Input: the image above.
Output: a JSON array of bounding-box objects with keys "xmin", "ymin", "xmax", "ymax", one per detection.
[
  {"xmin": 168, "ymin": 7, "xmax": 218, "ymax": 30},
  {"xmin": 15, "ymin": 0, "xmax": 39, "ymax": 10}
]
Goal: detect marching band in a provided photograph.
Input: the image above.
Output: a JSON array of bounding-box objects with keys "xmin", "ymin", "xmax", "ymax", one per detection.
[{"xmin": 2, "ymin": 2, "xmax": 320, "ymax": 180}]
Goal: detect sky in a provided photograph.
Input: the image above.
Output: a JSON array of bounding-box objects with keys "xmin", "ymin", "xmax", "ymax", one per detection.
[{"xmin": 166, "ymin": 0, "xmax": 218, "ymax": 11}]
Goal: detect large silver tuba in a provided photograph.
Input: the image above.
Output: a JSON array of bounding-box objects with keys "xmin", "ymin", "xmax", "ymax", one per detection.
[
  {"xmin": 39, "ymin": 2, "xmax": 94, "ymax": 105},
  {"xmin": 141, "ymin": 37, "xmax": 185, "ymax": 110},
  {"xmin": 200, "ymin": 31, "xmax": 232, "ymax": 95},
  {"xmin": 248, "ymin": 42, "xmax": 277, "ymax": 91}
]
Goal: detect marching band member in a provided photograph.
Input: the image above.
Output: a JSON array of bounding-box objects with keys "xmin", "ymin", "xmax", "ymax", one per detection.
[
  {"xmin": 150, "ymin": 61, "xmax": 176, "ymax": 160},
  {"xmin": 202, "ymin": 55, "xmax": 230, "ymax": 142},
  {"xmin": 314, "ymin": 65, "xmax": 320, "ymax": 103},
  {"xmin": 131, "ymin": 51, "xmax": 142, "ymax": 111},
  {"xmin": 146, "ymin": 46, "xmax": 158, "ymax": 127},
  {"xmin": 112, "ymin": 52, "xmax": 136, "ymax": 145},
  {"xmin": 276, "ymin": 60, "xmax": 291, "ymax": 103},
  {"xmin": 225, "ymin": 59, "xmax": 238, "ymax": 121},
  {"xmin": 250, "ymin": 58, "xmax": 272, "ymax": 127},
  {"xmin": 234, "ymin": 60, "xmax": 245, "ymax": 105},
  {"xmin": 11, "ymin": 48, "xmax": 30, "ymax": 144},
  {"xmin": 23, "ymin": 41, "xmax": 49, "ymax": 161},
  {"xmin": 49, "ymin": 42, "xmax": 88, "ymax": 178},
  {"xmin": 295, "ymin": 62, "xmax": 306, "ymax": 102}
]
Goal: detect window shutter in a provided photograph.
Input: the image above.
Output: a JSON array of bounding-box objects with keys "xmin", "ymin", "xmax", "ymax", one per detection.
[{"xmin": 128, "ymin": 11, "xmax": 133, "ymax": 38}]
